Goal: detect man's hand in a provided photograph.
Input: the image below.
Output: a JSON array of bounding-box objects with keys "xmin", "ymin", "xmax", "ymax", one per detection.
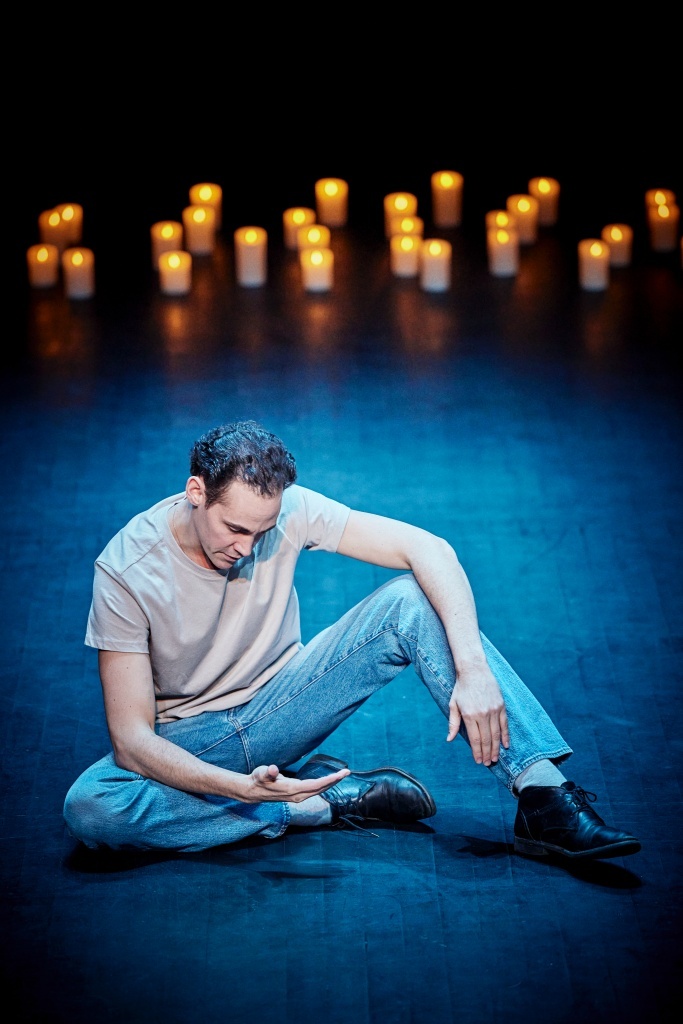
[
  {"xmin": 447, "ymin": 666, "xmax": 510, "ymax": 766},
  {"xmin": 242, "ymin": 764, "xmax": 351, "ymax": 803}
]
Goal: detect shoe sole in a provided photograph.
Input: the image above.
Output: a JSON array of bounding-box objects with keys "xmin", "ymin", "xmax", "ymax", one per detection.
[
  {"xmin": 299, "ymin": 753, "xmax": 437, "ymax": 818},
  {"xmin": 514, "ymin": 836, "xmax": 642, "ymax": 859}
]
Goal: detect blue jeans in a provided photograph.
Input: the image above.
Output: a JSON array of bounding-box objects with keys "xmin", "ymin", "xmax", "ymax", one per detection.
[{"xmin": 63, "ymin": 575, "xmax": 572, "ymax": 852}]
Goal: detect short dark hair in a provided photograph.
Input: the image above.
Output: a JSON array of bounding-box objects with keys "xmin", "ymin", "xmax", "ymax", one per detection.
[{"xmin": 189, "ymin": 421, "xmax": 297, "ymax": 506}]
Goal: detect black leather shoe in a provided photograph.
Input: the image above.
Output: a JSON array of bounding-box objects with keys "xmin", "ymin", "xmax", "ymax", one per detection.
[
  {"xmin": 295, "ymin": 753, "xmax": 436, "ymax": 824},
  {"xmin": 514, "ymin": 782, "xmax": 641, "ymax": 859}
]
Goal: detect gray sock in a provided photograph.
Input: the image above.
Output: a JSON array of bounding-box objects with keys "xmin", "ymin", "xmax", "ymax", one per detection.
[
  {"xmin": 513, "ymin": 759, "xmax": 567, "ymax": 795},
  {"xmin": 286, "ymin": 795, "xmax": 333, "ymax": 827}
]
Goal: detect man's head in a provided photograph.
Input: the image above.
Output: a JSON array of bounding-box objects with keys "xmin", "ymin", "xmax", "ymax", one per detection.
[{"xmin": 189, "ymin": 421, "xmax": 297, "ymax": 508}]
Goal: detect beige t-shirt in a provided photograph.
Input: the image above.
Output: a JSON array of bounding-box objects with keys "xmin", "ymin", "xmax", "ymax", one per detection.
[{"xmin": 85, "ymin": 484, "xmax": 351, "ymax": 723}]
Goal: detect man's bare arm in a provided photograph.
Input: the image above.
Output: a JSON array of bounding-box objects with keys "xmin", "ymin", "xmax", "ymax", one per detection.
[
  {"xmin": 336, "ymin": 510, "xmax": 510, "ymax": 765},
  {"xmin": 98, "ymin": 650, "xmax": 348, "ymax": 801}
]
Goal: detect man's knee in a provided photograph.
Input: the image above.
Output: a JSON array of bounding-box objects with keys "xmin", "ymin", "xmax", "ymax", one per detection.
[{"xmin": 63, "ymin": 778, "xmax": 106, "ymax": 848}]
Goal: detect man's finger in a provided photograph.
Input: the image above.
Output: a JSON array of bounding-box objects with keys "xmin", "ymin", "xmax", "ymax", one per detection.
[
  {"xmin": 468, "ymin": 720, "xmax": 483, "ymax": 762},
  {"xmin": 500, "ymin": 708, "xmax": 510, "ymax": 749},
  {"xmin": 447, "ymin": 705, "xmax": 461, "ymax": 742}
]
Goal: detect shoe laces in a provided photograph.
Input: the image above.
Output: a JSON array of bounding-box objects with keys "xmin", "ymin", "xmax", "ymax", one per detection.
[
  {"xmin": 569, "ymin": 786, "xmax": 598, "ymax": 812},
  {"xmin": 332, "ymin": 814, "xmax": 379, "ymax": 838}
]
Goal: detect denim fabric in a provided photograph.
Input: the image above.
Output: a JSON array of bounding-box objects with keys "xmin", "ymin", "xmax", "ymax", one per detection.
[{"xmin": 64, "ymin": 575, "xmax": 572, "ymax": 852}]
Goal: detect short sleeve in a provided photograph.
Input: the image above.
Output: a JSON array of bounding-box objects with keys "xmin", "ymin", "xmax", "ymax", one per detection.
[{"xmin": 84, "ymin": 562, "xmax": 151, "ymax": 652}]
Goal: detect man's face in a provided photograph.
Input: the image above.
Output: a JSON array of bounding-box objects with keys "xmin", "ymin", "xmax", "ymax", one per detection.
[{"xmin": 192, "ymin": 478, "xmax": 283, "ymax": 570}]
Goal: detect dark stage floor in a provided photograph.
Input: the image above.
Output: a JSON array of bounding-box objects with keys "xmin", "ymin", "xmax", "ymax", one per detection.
[{"xmin": 3, "ymin": 138, "xmax": 683, "ymax": 1024}]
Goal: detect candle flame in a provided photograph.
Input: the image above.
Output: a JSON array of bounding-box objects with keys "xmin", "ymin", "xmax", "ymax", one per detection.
[
  {"xmin": 496, "ymin": 230, "xmax": 510, "ymax": 244},
  {"xmin": 610, "ymin": 226, "xmax": 623, "ymax": 242},
  {"xmin": 495, "ymin": 212, "xmax": 509, "ymax": 227},
  {"xmin": 538, "ymin": 178, "xmax": 551, "ymax": 194},
  {"xmin": 400, "ymin": 236, "xmax": 415, "ymax": 252},
  {"xmin": 401, "ymin": 218, "xmax": 414, "ymax": 232},
  {"xmin": 168, "ymin": 253, "xmax": 181, "ymax": 269},
  {"xmin": 293, "ymin": 209, "xmax": 307, "ymax": 225},
  {"xmin": 428, "ymin": 241, "xmax": 442, "ymax": 256},
  {"xmin": 654, "ymin": 190, "xmax": 668, "ymax": 205},
  {"xmin": 657, "ymin": 204, "xmax": 670, "ymax": 219},
  {"xmin": 198, "ymin": 185, "xmax": 213, "ymax": 202},
  {"xmin": 48, "ymin": 211, "xmax": 61, "ymax": 227},
  {"xmin": 71, "ymin": 251, "xmax": 84, "ymax": 267},
  {"xmin": 161, "ymin": 224, "xmax": 175, "ymax": 239},
  {"xmin": 589, "ymin": 242, "xmax": 604, "ymax": 257},
  {"xmin": 36, "ymin": 246, "xmax": 49, "ymax": 263},
  {"xmin": 311, "ymin": 250, "xmax": 324, "ymax": 266},
  {"xmin": 439, "ymin": 172, "xmax": 454, "ymax": 188},
  {"xmin": 308, "ymin": 228, "xmax": 322, "ymax": 243},
  {"xmin": 324, "ymin": 181, "xmax": 339, "ymax": 197},
  {"xmin": 245, "ymin": 229, "xmax": 259, "ymax": 244},
  {"xmin": 517, "ymin": 198, "xmax": 531, "ymax": 213},
  {"xmin": 61, "ymin": 205, "xmax": 75, "ymax": 222},
  {"xmin": 395, "ymin": 196, "xmax": 409, "ymax": 212},
  {"xmin": 193, "ymin": 208, "xmax": 207, "ymax": 224}
]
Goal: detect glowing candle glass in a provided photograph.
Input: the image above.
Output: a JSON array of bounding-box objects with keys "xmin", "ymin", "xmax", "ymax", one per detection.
[
  {"xmin": 487, "ymin": 226, "xmax": 520, "ymax": 277},
  {"xmin": 419, "ymin": 239, "xmax": 452, "ymax": 292},
  {"xmin": 62, "ymin": 247, "xmax": 95, "ymax": 299},
  {"xmin": 297, "ymin": 224, "xmax": 331, "ymax": 251},
  {"xmin": 578, "ymin": 239, "xmax": 609, "ymax": 291},
  {"xmin": 647, "ymin": 203, "xmax": 680, "ymax": 252},
  {"xmin": 431, "ymin": 171, "xmax": 464, "ymax": 228},
  {"xmin": 389, "ymin": 214, "xmax": 424, "ymax": 238},
  {"xmin": 55, "ymin": 202, "xmax": 84, "ymax": 244},
  {"xmin": 506, "ymin": 195, "xmax": 539, "ymax": 244},
  {"xmin": 601, "ymin": 223, "xmax": 633, "ymax": 267},
  {"xmin": 486, "ymin": 210, "xmax": 517, "ymax": 232},
  {"xmin": 234, "ymin": 226, "xmax": 268, "ymax": 286},
  {"xmin": 645, "ymin": 188, "xmax": 676, "ymax": 210},
  {"xmin": 390, "ymin": 234, "xmax": 420, "ymax": 277},
  {"xmin": 189, "ymin": 182, "xmax": 222, "ymax": 229},
  {"xmin": 384, "ymin": 192, "xmax": 418, "ymax": 237},
  {"xmin": 159, "ymin": 251, "xmax": 192, "ymax": 295},
  {"xmin": 315, "ymin": 178, "xmax": 349, "ymax": 227},
  {"xmin": 151, "ymin": 221, "xmax": 184, "ymax": 270},
  {"xmin": 182, "ymin": 205, "xmax": 217, "ymax": 255},
  {"xmin": 38, "ymin": 208, "xmax": 69, "ymax": 253},
  {"xmin": 300, "ymin": 247, "xmax": 334, "ymax": 291},
  {"xmin": 283, "ymin": 207, "xmax": 316, "ymax": 250},
  {"xmin": 528, "ymin": 177, "xmax": 560, "ymax": 226},
  {"xmin": 26, "ymin": 243, "xmax": 60, "ymax": 287}
]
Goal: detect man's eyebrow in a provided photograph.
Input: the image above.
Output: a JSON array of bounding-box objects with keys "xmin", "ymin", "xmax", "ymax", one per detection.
[{"xmin": 224, "ymin": 519, "xmax": 278, "ymax": 533}]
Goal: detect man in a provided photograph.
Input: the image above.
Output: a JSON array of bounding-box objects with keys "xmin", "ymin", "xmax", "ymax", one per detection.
[{"xmin": 64, "ymin": 421, "xmax": 640, "ymax": 860}]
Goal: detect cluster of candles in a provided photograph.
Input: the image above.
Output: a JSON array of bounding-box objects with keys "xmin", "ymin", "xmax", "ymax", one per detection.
[{"xmin": 26, "ymin": 176, "xmax": 681, "ymax": 299}]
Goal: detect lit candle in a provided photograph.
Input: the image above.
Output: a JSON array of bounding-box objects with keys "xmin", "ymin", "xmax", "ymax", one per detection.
[
  {"xmin": 384, "ymin": 192, "xmax": 418, "ymax": 237},
  {"xmin": 300, "ymin": 247, "xmax": 334, "ymax": 292},
  {"xmin": 297, "ymin": 223, "xmax": 331, "ymax": 251},
  {"xmin": 234, "ymin": 226, "xmax": 268, "ymax": 286},
  {"xmin": 151, "ymin": 221, "xmax": 184, "ymax": 270},
  {"xmin": 182, "ymin": 205, "xmax": 217, "ymax": 255},
  {"xmin": 506, "ymin": 195, "xmax": 539, "ymax": 244},
  {"xmin": 38, "ymin": 208, "xmax": 69, "ymax": 253},
  {"xmin": 283, "ymin": 207, "xmax": 316, "ymax": 250},
  {"xmin": 419, "ymin": 238, "xmax": 452, "ymax": 292},
  {"xmin": 578, "ymin": 239, "xmax": 610, "ymax": 291},
  {"xmin": 189, "ymin": 182, "xmax": 222, "ymax": 229},
  {"xmin": 431, "ymin": 171, "xmax": 464, "ymax": 228},
  {"xmin": 647, "ymin": 203, "xmax": 680, "ymax": 252},
  {"xmin": 55, "ymin": 202, "xmax": 84, "ymax": 244},
  {"xmin": 487, "ymin": 226, "xmax": 520, "ymax": 277},
  {"xmin": 26, "ymin": 243, "xmax": 60, "ymax": 288},
  {"xmin": 645, "ymin": 188, "xmax": 676, "ymax": 210},
  {"xmin": 159, "ymin": 250, "xmax": 192, "ymax": 295},
  {"xmin": 389, "ymin": 214, "xmax": 424, "ymax": 238},
  {"xmin": 390, "ymin": 234, "xmax": 420, "ymax": 277},
  {"xmin": 315, "ymin": 178, "xmax": 349, "ymax": 227},
  {"xmin": 528, "ymin": 177, "xmax": 560, "ymax": 226},
  {"xmin": 601, "ymin": 223, "xmax": 633, "ymax": 267},
  {"xmin": 485, "ymin": 209, "xmax": 517, "ymax": 232},
  {"xmin": 62, "ymin": 247, "xmax": 95, "ymax": 299}
]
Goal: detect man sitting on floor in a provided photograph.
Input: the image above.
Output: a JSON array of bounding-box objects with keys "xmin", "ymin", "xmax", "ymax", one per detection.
[{"xmin": 64, "ymin": 420, "xmax": 640, "ymax": 861}]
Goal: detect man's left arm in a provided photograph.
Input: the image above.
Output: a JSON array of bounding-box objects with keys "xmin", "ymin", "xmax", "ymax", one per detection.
[{"xmin": 337, "ymin": 509, "xmax": 510, "ymax": 766}]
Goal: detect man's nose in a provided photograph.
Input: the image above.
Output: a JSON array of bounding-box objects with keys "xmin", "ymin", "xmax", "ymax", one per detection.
[{"xmin": 233, "ymin": 536, "xmax": 254, "ymax": 557}]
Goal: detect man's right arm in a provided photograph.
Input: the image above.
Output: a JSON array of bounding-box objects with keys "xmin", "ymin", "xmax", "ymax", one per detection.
[{"xmin": 98, "ymin": 650, "xmax": 348, "ymax": 803}]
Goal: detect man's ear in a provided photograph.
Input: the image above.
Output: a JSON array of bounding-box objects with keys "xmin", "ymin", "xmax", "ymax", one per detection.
[{"xmin": 185, "ymin": 476, "xmax": 206, "ymax": 507}]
